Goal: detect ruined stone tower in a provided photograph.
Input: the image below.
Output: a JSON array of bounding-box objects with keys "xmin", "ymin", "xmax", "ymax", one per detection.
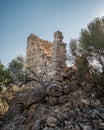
[
  {"xmin": 48, "ymin": 31, "xmax": 67, "ymax": 80},
  {"xmin": 26, "ymin": 31, "xmax": 67, "ymax": 81}
]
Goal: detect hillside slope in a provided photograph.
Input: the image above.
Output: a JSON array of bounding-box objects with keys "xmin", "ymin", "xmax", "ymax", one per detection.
[{"xmin": 0, "ymin": 68, "xmax": 104, "ymax": 130}]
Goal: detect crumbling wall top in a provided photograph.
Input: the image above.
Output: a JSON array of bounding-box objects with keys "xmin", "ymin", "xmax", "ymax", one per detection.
[
  {"xmin": 54, "ymin": 30, "xmax": 63, "ymax": 42},
  {"xmin": 27, "ymin": 33, "xmax": 52, "ymax": 56}
]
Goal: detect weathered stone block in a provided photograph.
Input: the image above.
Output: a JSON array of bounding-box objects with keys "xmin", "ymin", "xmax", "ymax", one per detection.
[{"xmin": 60, "ymin": 71, "xmax": 68, "ymax": 77}]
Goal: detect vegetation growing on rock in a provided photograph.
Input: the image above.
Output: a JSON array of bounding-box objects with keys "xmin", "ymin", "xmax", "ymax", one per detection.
[{"xmin": 0, "ymin": 17, "xmax": 104, "ymax": 130}]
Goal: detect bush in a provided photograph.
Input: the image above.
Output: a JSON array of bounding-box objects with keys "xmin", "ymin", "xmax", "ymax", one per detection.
[{"xmin": 0, "ymin": 62, "xmax": 12, "ymax": 87}]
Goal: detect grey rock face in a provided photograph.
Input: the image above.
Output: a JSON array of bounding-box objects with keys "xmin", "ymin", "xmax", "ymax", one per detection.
[
  {"xmin": 46, "ymin": 116, "xmax": 58, "ymax": 127},
  {"xmin": 2, "ymin": 79, "xmax": 104, "ymax": 130},
  {"xmin": 46, "ymin": 84, "xmax": 62, "ymax": 97}
]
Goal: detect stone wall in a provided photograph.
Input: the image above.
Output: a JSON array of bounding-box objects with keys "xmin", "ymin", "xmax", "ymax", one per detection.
[
  {"xmin": 26, "ymin": 33, "xmax": 52, "ymax": 80},
  {"xmin": 26, "ymin": 31, "xmax": 68, "ymax": 81},
  {"xmin": 48, "ymin": 31, "xmax": 67, "ymax": 81}
]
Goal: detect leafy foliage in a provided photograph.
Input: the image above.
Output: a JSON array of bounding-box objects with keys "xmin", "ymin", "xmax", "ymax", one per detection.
[
  {"xmin": 8, "ymin": 56, "xmax": 28, "ymax": 85},
  {"xmin": 0, "ymin": 62, "xmax": 12, "ymax": 87},
  {"xmin": 79, "ymin": 17, "xmax": 104, "ymax": 72},
  {"xmin": 75, "ymin": 55, "xmax": 89, "ymax": 78},
  {"xmin": 70, "ymin": 17, "xmax": 104, "ymax": 74},
  {"xmin": 69, "ymin": 39, "xmax": 78, "ymax": 57}
]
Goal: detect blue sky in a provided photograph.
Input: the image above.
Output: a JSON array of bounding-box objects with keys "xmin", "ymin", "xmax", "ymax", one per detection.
[{"xmin": 0, "ymin": 0, "xmax": 104, "ymax": 66}]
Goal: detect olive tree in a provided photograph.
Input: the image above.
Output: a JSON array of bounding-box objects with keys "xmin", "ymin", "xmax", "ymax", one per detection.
[
  {"xmin": 0, "ymin": 62, "xmax": 12, "ymax": 87},
  {"xmin": 8, "ymin": 56, "xmax": 28, "ymax": 85}
]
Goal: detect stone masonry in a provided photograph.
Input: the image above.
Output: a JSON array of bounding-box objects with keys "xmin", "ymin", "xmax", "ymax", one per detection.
[
  {"xmin": 1, "ymin": 32, "xmax": 104, "ymax": 130},
  {"xmin": 26, "ymin": 31, "xmax": 68, "ymax": 81}
]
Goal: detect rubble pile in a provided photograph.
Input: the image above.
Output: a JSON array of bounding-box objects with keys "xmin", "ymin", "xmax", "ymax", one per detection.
[
  {"xmin": 1, "ymin": 71, "xmax": 104, "ymax": 130},
  {"xmin": 0, "ymin": 31, "xmax": 104, "ymax": 130}
]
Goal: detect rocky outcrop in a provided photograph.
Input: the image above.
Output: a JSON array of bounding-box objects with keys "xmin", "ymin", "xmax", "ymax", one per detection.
[
  {"xmin": 1, "ymin": 70, "xmax": 104, "ymax": 130},
  {"xmin": 1, "ymin": 31, "xmax": 104, "ymax": 130}
]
